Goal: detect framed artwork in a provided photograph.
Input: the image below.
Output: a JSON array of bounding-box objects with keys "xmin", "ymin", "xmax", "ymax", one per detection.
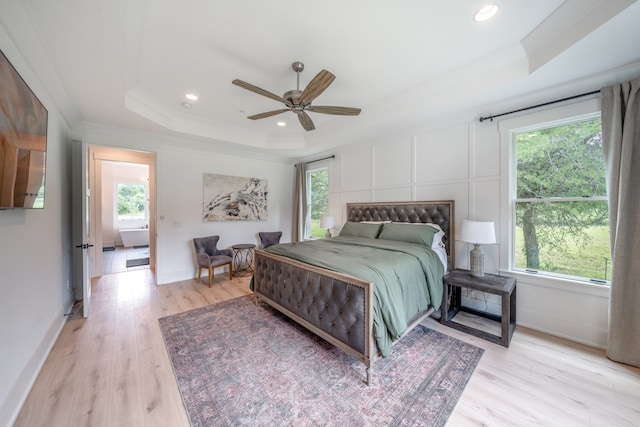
[{"xmin": 203, "ymin": 173, "xmax": 268, "ymax": 221}]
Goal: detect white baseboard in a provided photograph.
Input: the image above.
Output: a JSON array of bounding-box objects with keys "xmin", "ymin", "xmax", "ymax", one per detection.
[
  {"xmin": 156, "ymin": 266, "xmax": 233, "ymax": 286},
  {"xmin": 0, "ymin": 302, "xmax": 73, "ymax": 427},
  {"xmin": 156, "ymin": 268, "xmax": 196, "ymax": 285},
  {"xmin": 517, "ymin": 313, "xmax": 607, "ymax": 350}
]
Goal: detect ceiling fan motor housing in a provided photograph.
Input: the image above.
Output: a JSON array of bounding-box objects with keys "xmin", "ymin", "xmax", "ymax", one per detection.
[{"xmin": 284, "ymin": 89, "xmax": 303, "ymax": 110}]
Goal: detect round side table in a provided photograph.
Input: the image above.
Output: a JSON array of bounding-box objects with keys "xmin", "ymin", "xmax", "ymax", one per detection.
[{"xmin": 231, "ymin": 243, "xmax": 256, "ymax": 276}]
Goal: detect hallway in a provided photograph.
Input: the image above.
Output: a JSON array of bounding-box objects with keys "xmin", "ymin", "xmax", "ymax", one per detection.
[{"xmin": 101, "ymin": 245, "xmax": 150, "ymax": 275}]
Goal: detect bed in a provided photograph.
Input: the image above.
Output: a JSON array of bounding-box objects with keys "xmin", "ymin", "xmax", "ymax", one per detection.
[{"xmin": 252, "ymin": 201, "xmax": 454, "ymax": 385}]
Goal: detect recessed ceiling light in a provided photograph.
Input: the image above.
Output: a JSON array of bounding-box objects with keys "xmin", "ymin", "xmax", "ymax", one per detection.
[
  {"xmin": 474, "ymin": 4, "xmax": 499, "ymax": 22},
  {"xmin": 277, "ymin": 121, "xmax": 286, "ymax": 127},
  {"xmin": 185, "ymin": 93, "xmax": 198, "ymax": 101}
]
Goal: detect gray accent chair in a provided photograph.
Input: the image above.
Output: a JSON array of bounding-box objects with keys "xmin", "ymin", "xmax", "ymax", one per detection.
[
  {"xmin": 193, "ymin": 235, "xmax": 233, "ymax": 287},
  {"xmin": 258, "ymin": 231, "xmax": 282, "ymax": 249}
]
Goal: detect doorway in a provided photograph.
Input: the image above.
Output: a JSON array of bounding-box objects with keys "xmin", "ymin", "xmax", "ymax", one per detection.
[{"xmin": 88, "ymin": 145, "xmax": 157, "ymax": 278}]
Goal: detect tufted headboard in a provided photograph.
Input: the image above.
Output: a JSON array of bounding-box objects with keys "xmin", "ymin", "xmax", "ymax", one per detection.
[{"xmin": 346, "ymin": 200, "xmax": 455, "ymax": 270}]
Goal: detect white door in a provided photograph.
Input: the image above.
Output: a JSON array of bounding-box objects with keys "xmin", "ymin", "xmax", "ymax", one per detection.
[{"xmin": 71, "ymin": 140, "xmax": 92, "ymax": 318}]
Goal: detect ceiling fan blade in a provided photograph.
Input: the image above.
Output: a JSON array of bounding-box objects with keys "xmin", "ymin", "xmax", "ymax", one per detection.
[
  {"xmin": 232, "ymin": 79, "xmax": 286, "ymax": 103},
  {"xmin": 247, "ymin": 109, "xmax": 289, "ymax": 120},
  {"xmin": 306, "ymin": 106, "xmax": 361, "ymax": 116},
  {"xmin": 297, "ymin": 111, "xmax": 315, "ymax": 131},
  {"xmin": 299, "ymin": 70, "xmax": 335, "ymax": 105}
]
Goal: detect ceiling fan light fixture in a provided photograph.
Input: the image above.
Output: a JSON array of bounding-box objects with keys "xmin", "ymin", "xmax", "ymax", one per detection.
[{"xmin": 474, "ymin": 4, "xmax": 499, "ymax": 22}]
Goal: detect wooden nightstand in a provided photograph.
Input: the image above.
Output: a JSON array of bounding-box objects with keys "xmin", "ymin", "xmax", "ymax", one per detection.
[{"xmin": 441, "ymin": 269, "xmax": 516, "ymax": 347}]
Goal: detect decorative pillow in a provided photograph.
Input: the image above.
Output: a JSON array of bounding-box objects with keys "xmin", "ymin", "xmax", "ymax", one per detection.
[
  {"xmin": 421, "ymin": 223, "xmax": 446, "ymax": 249},
  {"xmin": 378, "ymin": 222, "xmax": 441, "ymax": 247},
  {"xmin": 338, "ymin": 221, "xmax": 384, "ymax": 239},
  {"xmin": 389, "ymin": 222, "xmax": 446, "ymax": 249}
]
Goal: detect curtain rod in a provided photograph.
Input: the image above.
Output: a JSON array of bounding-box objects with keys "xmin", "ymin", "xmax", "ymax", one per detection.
[
  {"xmin": 304, "ymin": 155, "xmax": 335, "ymax": 165},
  {"xmin": 478, "ymin": 89, "xmax": 601, "ymax": 123}
]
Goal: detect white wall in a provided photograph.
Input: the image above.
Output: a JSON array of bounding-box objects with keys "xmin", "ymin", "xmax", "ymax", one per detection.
[
  {"xmin": 327, "ymin": 100, "xmax": 611, "ymax": 349},
  {"xmin": 0, "ymin": 28, "xmax": 74, "ymax": 426},
  {"xmin": 84, "ymin": 124, "xmax": 294, "ymax": 285}
]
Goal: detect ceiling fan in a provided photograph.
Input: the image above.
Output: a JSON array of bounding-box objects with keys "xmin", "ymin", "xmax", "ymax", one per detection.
[{"xmin": 232, "ymin": 61, "xmax": 361, "ymax": 131}]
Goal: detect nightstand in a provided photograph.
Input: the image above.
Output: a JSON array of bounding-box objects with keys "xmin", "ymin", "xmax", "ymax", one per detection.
[
  {"xmin": 232, "ymin": 243, "xmax": 256, "ymax": 276},
  {"xmin": 441, "ymin": 269, "xmax": 516, "ymax": 347}
]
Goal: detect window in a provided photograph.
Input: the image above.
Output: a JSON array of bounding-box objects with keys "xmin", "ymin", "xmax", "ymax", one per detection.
[
  {"xmin": 306, "ymin": 167, "xmax": 329, "ymax": 239},
  {"xmin": 513, "ymin": 116, "xmax": 611, "ymax": 283},
  {"xmin": 117, "ymin": 183, "xmax": 147, "ymax": 220}
]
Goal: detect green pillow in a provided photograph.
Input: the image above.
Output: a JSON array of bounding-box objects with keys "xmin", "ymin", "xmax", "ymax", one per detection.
[
  {"xmin": 338, "ymin": 222, "xmax": 383, "ymax": 239},
  {"xmin": 378, "ymin": 222, "xmax": 440, "ymax": 247}
]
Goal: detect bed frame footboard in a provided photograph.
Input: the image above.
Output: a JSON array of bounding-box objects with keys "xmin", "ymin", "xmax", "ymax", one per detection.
[{"xmin": 253, "ymin": 249, "xmax": 375, "ymax": 385}]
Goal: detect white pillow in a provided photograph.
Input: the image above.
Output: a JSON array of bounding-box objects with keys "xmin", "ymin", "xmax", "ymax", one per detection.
[{"xmin": 431, "ymin": 245, "xmax": 448, "ymax": 271}]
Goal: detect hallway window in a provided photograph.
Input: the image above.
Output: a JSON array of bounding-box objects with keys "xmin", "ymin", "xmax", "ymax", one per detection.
[{"xmin": 117, "ymin": 183, "xmax": 147, "ymax": 220}]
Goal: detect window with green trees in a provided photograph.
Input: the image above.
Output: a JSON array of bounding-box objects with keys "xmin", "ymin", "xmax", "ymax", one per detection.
[
  {"xmin": 117, "ymin": 183, "xmax": 147, "ymax": 220},
  {"xmin": 514, "ymin": 116, "xmax": 611, "ymax": 283},
  {"xmin": 306, "ymin": 167, "xmax": 329, "ymax": 239}
]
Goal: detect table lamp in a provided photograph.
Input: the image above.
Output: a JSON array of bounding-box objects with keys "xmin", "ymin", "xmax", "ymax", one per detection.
[
  {"xmin": 320, "ymin": 215, "xmax": 336, "ymax": 238},
  {"xmin": 460, "ymin": 220, "xmax": 496, "ymax": 277}
]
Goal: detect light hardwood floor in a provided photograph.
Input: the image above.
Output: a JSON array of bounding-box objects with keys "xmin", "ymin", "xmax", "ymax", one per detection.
[{"xmin": 14, "ymin": 270, "xmax": 640, "ymax": 426}]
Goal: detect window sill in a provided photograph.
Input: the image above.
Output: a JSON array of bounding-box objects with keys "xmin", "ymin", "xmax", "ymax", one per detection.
[{"xmin": 498, "ymin": 269, "xmax": 610, "ymax": 298}]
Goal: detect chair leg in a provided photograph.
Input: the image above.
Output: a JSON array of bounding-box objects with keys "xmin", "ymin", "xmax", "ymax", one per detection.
[
  {"xmin": 208, "ymin": 266, "xmax": 213, "ymax": 288},
  {"xmin": 197, "ymin": 266, "xmax": 202, "ymax": 281},
  {"xmin": 228, "ymin": 261, "xmax": 233, "ymax": 280}
]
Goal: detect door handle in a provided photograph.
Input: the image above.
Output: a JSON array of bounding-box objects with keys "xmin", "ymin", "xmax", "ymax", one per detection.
[{"xmin": 75, "ymin": 243, "xmax": 94, "ymax": 249}]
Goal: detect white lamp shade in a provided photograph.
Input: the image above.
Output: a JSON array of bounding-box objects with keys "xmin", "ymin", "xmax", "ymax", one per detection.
[
  {"xmin": 460, "ymin": 220, "xmax": 496, "ymax": 244},
  {"xmin": 320, "ymin": 215, "xmax": 336, "ymax": 229}
]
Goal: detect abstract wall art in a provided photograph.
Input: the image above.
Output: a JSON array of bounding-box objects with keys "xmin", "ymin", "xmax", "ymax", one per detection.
[{"xmin": 203, "ymin": 173, "xmax": 268, "ymax": 221}]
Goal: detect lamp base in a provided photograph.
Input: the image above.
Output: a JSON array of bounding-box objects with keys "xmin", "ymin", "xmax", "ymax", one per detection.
[
  {"xmin": 325, "ymin": 228, "xmax": 332, "ymax": 238},
  {"xmin": 470, "ymin": 244, "xmax": 485, "ymax": 277}
]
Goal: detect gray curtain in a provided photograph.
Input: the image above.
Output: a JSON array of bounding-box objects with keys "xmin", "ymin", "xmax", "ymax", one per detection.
[
  {"xmin": 292, "ymin": 163, "xmax": 307, "ymax": 242},
  {"xmin": 601, "ymin": 76, "xmax": 640, "ymax": 367}
]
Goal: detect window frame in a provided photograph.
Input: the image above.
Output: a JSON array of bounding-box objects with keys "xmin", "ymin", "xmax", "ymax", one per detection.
[
  {"xmin": 498, "ymin": 97, "xmax": 610, "ymax": 289},
  {"xmin": 512, "ymin": 114, "xmax": 610, "ymax": 284},
  {"xmin": 304, "ymin": 162, "xmax": 331, "ymax": 240},
  {"xmin": 115, "ymin": 181, "xmax": 149, "ymax": 221}
]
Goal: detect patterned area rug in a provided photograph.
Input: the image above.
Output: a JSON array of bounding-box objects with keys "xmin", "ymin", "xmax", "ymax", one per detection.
[{"xmin": 159, "ymin": 296, "xmax": 483, "ymax": 427}]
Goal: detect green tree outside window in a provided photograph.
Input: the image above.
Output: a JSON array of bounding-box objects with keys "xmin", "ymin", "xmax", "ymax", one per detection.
[
  {"xmin": 514, "ymin": 117, "xmax": 611, "ymax": 282},
  {"xmin": 117, "ymin": 183, "xmax": 147, "ymax": 220},
  {"xmin": 307, "ymin": 168, "xmax": 329, "ymax": 238}
]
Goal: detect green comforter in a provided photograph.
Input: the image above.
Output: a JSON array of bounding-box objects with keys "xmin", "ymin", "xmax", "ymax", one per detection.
[{"xmin": 263, "ymin": 236, "xmax": 444, "ymax": 356}]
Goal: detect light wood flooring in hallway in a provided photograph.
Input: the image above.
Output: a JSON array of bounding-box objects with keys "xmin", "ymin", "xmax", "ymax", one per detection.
[{"xmin": 14, "ymin": 270, "xmax": 640, "ymax": 426}]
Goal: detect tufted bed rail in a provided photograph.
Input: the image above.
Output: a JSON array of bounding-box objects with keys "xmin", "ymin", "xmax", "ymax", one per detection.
[
  {"xmin": 253, "ymin": 251, "xmax": 375, "ymax": 381},
  {"xmin": 252, "ymin": 200, "xmax": 454, "ymax": 385}
]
